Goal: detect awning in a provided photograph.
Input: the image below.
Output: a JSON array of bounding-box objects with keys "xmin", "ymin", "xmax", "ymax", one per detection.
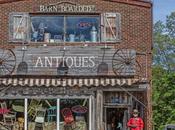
[{"xmin": 0, "ymin": 76, "xmax": 140, "ymax": 87}]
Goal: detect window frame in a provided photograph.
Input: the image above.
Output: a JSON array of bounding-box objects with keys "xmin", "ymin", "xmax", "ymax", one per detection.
[
  {"xmin": 30, "ymin": 14, "xmax": 101, "ymax": 43},
  {"xmin": 9, "ymin": 12, "xmax": 121, "ymax": 44}
]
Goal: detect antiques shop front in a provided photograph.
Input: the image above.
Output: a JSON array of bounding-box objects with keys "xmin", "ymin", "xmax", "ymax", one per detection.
[{"xmin": 0, "ymin": 0, "xmax": 152, "ymax": 130}]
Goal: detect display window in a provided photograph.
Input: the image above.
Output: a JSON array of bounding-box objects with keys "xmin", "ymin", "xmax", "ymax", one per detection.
[
  {"xmin": 0, "ymin": 99, "xmax": 25, "ymax": 130},
  {"xmin": 59, "ymin": 99, "xmax": 89, "ymax": 130},
  {"xmin": 9, "ymin": 13, "xmax": 121, "ymax": 43},
  {"xmin": 27, "ymin": 99, "xmax": 57, "ymax": 130}
]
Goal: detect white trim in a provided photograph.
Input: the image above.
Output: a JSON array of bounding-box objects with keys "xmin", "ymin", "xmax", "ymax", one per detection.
[
  {"xmin": 57, "ymin": 99, "xmax": 60, "ymax": 130},
  {"xmin": 24, "ymin": 98, "xmax": 28, "ymax": 130}
]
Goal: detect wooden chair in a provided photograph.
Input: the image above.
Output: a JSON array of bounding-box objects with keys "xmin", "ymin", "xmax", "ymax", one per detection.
[
  {"xmin": 0, "ymin": 101, "xmax": 16, "ymax": 128},
  {"xmin": 47, "ymin": 106, "xmax": 57, "ymax": 122},
  {"xmin": 27, "ymin": 99, "xmax": 41, "ymax": 120},
  {"xmin": 34, "ymin": 107, "xmax": 46, "ymax": 129},
  {"xmin": 61, "ymin": 108, "xmax": 76, "ymax": 130}
]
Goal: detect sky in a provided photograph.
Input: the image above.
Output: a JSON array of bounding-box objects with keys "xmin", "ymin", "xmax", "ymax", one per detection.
[{"xmin": 154, "ymin": 0, "xmax": 175, "ymax": 23}]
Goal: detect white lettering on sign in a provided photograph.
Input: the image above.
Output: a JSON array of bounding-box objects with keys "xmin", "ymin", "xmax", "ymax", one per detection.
[
  {"xmin": 39, "ymin": 4, "xmax": 96, "ymax": 13},
  {"xmin": 34, "ymin": 56, "xmax": 96, "ymax": 68}
]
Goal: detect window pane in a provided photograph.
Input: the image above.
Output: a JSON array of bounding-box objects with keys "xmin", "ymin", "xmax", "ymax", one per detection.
[
  {"xmin": 66, "ymin": 16, "xmax": 99, "ymax": 42},
  {"xmin": 60, "ymin": 99, "xmax": 89, "ymax": 130},
  {"xmin": 0, "ymin": 99, "xmax": 25, "ymax": 129},
  {"xmin": 27, "ymin": 99, "xmax": 57, "ymax": 130},
  {"xmin": 31, "ymin": 16, "xmax": 64, "ymax": 43}
]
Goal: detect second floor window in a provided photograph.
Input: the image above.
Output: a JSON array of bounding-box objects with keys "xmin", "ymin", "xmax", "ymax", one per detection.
[
  {"xmin": 9, "ymin": 12, "xmax": 121, "ymax": 43},
  {"xmin": 31, "ymin": 16, "xmax": 99, "ymax": 43}
]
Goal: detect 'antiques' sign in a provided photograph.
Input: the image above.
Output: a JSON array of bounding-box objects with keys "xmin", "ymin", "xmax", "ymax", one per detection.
[{"xmin": 39, "ymin": 1, "xmax": 96, "ymax": 13}]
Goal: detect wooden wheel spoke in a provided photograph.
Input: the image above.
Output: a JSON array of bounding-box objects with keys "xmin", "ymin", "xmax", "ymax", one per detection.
[
  {"xmin": 121, "ymin": 49, "xmax": 128, "ymax": 59},
  {"xmin": 115, "ymin": 64, "xmax": 125, "ymax": 71},
  {"xmin": 3, "ymin": 63, "xmax": 15, "ymax": 68},
  {"xmin": 0, "ymin": 66, "xmax": 6, "ymax": 75},
  {"xmin": 0, "ymin": 69, "xmax": 4, "ymax": 75},
  {"xmin": 1, "ymin": 50, "xmax": 11, "ymax": 60},
  {"xmin": 113, "ymin": 62, "xmax": 125, "ymax": 67},
  {"xmin": 3, "ymin": 53, "xmax": 13, "ymax": 61},
  {"xmin": 0, "ymin": 49, "xmax": 5, "ymax": 59},
  {"xmin": 3, "ymin": 59, "xmax": 16, "ymax": 64},
  {"xmin": 116, "ymin": 51, "xmax": 126, "ymax": 60},
  {"xmin": 112, "ymin": 58, "xmax": 126, "ymax": 63},
  {"xmin": 3, "ymin": 63, "xmax": 14, "ymax": 70},
  {"xmin": 2, "ymin": 64, "xmax": 11, "ymax": 73}
]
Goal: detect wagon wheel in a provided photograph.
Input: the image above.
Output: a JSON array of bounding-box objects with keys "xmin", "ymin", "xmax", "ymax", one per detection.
[
  {"xmin": 0, "ymin": 48, "xmax": 16, "ymax": 75},
  {"xmin": 112, "ymin": 49, "xmax": 142, "ymax": 79}
]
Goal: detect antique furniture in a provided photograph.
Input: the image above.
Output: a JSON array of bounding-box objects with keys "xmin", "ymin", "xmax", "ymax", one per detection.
[
  {"xmin": 18, "ymin": 117, "xmax": 24, "ymax": 130},
  {"xmin": 61, "ymin": 108, "xmax": 76, "ymax": 130},
  {"xmin": 35, "ymin": 107, "xmax": 46, "ymax": 123},
  {"xmin": 47, "ymin": 106, "xmax": 57, "ymax": 122},
  {"xmin": 34, "ymin": 107, "xmax": 46, "ymax": 130},
  {"xmin": 12, "ymin": 99, "xmax": 24, "ymax": 113},
  {"xmin": 0, "ymin": 102, "xmax": 16, "ymax": 128},
  {"xmin": 28, "ymin": 99, "xmax": 42, "ymax": 120},
  {"xmin": 72, "ymin": 105, "xmax": 88, "ymax": 121}
]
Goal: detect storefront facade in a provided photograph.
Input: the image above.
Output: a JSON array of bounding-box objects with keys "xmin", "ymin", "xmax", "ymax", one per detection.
[{"xmin": 0, "ymin": 0, "xmax": 152, "ymax": 130}]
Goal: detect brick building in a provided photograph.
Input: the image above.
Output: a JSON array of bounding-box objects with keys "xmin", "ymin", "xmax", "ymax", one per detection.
[{"xmin": 0, "ymin": 0, "xmax": 152, "ymax": 130}]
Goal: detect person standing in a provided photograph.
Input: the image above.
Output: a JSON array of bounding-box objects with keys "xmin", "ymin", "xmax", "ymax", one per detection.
[{"xmin": 127, "ymin": 109, "xmax": 144, "ymax": 130}]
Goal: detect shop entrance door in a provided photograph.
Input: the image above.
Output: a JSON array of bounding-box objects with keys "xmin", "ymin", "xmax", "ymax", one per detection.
[{"xmin": 104, "ymin": 107, "xmax": 129, "ymax": 130}]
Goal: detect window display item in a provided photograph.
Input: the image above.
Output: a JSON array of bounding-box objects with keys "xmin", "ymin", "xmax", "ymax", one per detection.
[
  {"xmin": 90, "ymin": 26, "xmax": 97, "ymax": 42},
  {"xmin": 32, "ymin": 31, "xmax": 38, "ymax": 42},
  {"xmin": 69, "ymin": 34, "xmax": 75, "ymax": 42},
  {"xmin": 44, "ymin": 33, "xmax": 51, "ymax": 43}
]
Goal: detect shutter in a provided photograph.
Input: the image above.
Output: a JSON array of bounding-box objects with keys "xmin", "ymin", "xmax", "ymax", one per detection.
[
  {"xmin": 9, "ymin": 12, "xmax": 30, "ymax": 43},
  {"xmin": 101, "ymin": 12, "xmax": 121, "ymax": 42},
  {"xmin": 116, "ymin": 13, "xmax": 121, "ymax": 41},
  {"xmin": 100, "ymin": 13, "xmax": 105, "ymax": 42}
]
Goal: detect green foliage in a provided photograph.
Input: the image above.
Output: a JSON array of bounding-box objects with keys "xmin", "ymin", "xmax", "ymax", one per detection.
[
  {"xmin": 152, "ymin": 71, "xmax": 175, "ymax": 129},
  {"xmin": 153, "ymin": 12, "xmax": 175, "ymax": 72},
  {"xmin": 153, "ymin": 11, "xmax": 175, "ymax": 129}
]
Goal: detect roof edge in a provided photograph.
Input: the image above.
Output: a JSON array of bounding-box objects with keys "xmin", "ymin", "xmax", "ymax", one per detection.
[
  {"xmin": 0, "ymin": 0, "xmax": 25, "ymax": 4},
  {"xmin": 104, "ymin": 0, "xmax": 152, "ymax": 8},
  {"xmin": 0, "ymin": 0, "xmax": 152, "ymax": 8}
]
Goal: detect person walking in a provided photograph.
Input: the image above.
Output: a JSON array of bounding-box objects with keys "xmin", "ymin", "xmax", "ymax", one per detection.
[{"xmin": 127, "ymin": 109, "xmax": 144, "ymax": 130}]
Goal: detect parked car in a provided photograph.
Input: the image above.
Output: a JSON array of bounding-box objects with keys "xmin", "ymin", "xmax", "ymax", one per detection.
[{"xmin": 164, "ymin": 124, "xmax": 175, "ymax": 130}]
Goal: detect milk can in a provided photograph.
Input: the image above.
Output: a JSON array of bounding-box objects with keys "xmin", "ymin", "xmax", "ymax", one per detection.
[{"xmin": 90, "ymin": 26, "xmax": 97, "ymax": 42}]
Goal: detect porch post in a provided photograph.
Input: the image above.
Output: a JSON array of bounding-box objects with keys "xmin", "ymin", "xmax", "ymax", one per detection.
[
  {"xmin": 57, "ymin": 99, "xmax": 60, "ymax": 130},
  {"xmin": 24, "ymin": 98, "xmax": 28, "ymax": 130},
  {"xmin": 96, "ymin": 90, "xmax": 103, "ymax": 130},
  {"xmin": 89, "ymin": 96, "xmax": 92, "ymax": 130}
]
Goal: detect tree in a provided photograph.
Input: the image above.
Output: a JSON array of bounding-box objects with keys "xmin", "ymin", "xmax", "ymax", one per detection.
[
  {"xmin": 152, "ymin": 69, "xmax": 175, "ymax": 129},
  {"xmin": 153, "ymin": 12, "xmax": 175, "ymax": 72},
  {"xmin": 153, "ymin": 12, "xmax": 175, "ymax": 129}
]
